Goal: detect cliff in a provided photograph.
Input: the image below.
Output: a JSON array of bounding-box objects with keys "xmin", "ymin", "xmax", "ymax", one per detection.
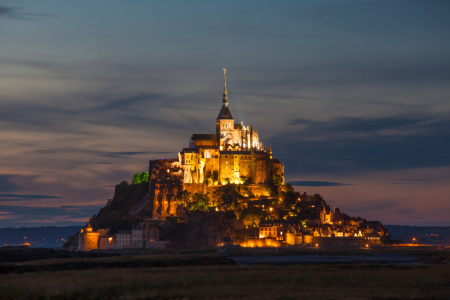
[{"xmin": 60, "ymin": 181, "xmax": 151, "ymax": 251}]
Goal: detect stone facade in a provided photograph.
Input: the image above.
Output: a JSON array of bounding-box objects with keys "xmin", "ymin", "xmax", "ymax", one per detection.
[
  {"xmin": 149, "ymin": 71, "xmax": 284, "ymax": 218},
  {"xmin": 78, "ymin": 222, "xmax": 112, "ymax": 251},
  {"xmin": 112, "ymin": 221, "xmax": 161, "ymax": 249}
]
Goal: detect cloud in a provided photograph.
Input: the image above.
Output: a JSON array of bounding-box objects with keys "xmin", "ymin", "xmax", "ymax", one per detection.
[
  {"xmin": 99, "ymin": 151, "xmax": 172, "ymax": 158},
  {"xmin": 272, "ymin": 115, "xmax": 450, "ymax": 176},
  {"xmin": 289, "ymin": 181, "xmax": 351, "ymax": 187},
  {"xmin": 0, "ymin": 175, "xmax": 20, "ymax": 193},
  {"xmin": 0, "ymin": 6, "xmax": 56, "ymax": 20},
  {"xmin": 0, "ymin": 204, "xmax": 100, "ymax": 226},
  {"xmin": 289, "ymin": 116, "xmax": 432, "ymax": 133},
  {"xmin": 0, "ymin": 194, "xmax": 63, "ymax": 201}
]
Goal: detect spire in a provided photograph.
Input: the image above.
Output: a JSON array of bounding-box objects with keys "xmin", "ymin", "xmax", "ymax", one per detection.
[
  {"xmin": 217, "ymin": 69, "xmax": 233, "ymax": 120},
  {"xmin": 222, "ymin": 68, "xmax": 228, "ymax": 107}
]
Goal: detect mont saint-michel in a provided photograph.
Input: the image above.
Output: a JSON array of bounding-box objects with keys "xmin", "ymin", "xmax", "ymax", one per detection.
[{"xmin": 61, "ymin": 70, "xmax": 391, "ymax": 251}]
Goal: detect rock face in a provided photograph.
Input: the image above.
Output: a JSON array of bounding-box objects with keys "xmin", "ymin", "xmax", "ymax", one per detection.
[
  {"xmin": 59, "ymin": 232, "xmax": 80, "ymax": 251},
  {"xmin": 60, "ymin": 181, "xmax": 151, "ymax": 251},
  {"xmin": 167, "ymin": 209, "xmax": 251, "ymax": 249}
]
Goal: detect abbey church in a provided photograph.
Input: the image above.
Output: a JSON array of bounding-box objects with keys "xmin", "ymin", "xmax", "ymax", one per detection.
[{"xmin": 149, "ymin": 70, "xmax": 284, "ymax": 218}]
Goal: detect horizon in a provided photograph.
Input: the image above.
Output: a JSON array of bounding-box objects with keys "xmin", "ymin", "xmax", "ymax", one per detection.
[{"xmin": 1, "ymin": 1, "xmax": 449, "ymax": 227}]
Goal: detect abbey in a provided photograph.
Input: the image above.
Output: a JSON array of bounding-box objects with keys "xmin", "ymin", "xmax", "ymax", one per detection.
[
  {"xmin": 149, "ymin": 70, "xmax": 284, "ymax": 218},
  {"xmin": 180, "ymin": 69, "xmax": 284, "ymax": 186}
]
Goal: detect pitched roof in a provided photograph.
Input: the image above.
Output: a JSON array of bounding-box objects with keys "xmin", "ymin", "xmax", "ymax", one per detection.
[
  {"xmin": 132, "ymin": 224, "xmax": 143, "ymax": 230},
  {"xmin": 141, "ymin": 222, "xmax": 158, "ymax": 230},
  {"xmin": 217, "ymin": 105, "xmax": 233, "ymax": 120}
]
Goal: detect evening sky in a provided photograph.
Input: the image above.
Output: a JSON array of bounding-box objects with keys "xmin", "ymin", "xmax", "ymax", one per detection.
[{"xmin": 0, "ymin": 1, "xmax": 449, "ymax": 226}]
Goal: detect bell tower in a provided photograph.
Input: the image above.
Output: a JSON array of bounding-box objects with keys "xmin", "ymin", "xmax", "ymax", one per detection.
[{"xmin": 216, "ymin": 69, "xmax": 234, "ymax": 136}]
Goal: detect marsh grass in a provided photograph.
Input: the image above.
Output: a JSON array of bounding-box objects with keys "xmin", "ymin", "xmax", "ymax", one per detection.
[
  {"xmin": 1, "ymin": 263, "xmax": 449, "ymax": 300},
  {"xmin": 0, "ymin": 254, "xmax": 235, "ymax": 274}
]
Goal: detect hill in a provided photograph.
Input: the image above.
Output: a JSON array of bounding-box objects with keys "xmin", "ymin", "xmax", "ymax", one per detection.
[{"xmin": 60, "ymin": 180, "xmax": 152, "ymax": 250}]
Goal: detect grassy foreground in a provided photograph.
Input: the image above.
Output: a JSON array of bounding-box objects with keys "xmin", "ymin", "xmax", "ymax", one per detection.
[{"xmin": 1, "ymin": 263, "xmax": 449, "ymax": 300}]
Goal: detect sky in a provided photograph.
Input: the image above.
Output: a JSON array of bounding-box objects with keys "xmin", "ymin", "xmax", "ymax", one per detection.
[{"xmin": 0, "ymin": 0, "xmax": 449, "ymax": 227}]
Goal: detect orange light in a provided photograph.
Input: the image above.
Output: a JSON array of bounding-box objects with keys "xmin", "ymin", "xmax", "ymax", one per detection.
[{"xmin": 366, "ymin": 244, "xmax": 369, "ymax": 248}]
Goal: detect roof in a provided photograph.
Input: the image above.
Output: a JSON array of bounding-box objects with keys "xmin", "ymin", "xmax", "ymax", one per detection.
[
  {"xmin": 117, "ymin": 230, "xmax": 131, "ymax": 235},
  {"xmin": 191, "ymin": 134, "xmax": 218, "ymax": 140},
  {"xmin": 217, "ymin": 105, "xmax": 233, "ymax": 120},
  {"xmin": 132, "ymin": 224, "xmax": 143, "ymax": 230},
  {"xmin": 182, "ymin": 148, "xmax": 199, "ymax": 153},
  {"xmin": 220, "ymin": 151, "xmax": 252, "ymax": 155},
  {"xmin": 365, "ymin": 232, "xmax": 381, "ymax": 237}
]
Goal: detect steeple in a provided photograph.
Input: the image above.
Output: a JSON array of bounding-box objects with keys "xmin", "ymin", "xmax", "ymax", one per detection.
[
  {"xmin": 217, "ymin": 68, "xmax": 233, "ymax": 120},
  {"xmin": 222, "ymin": 68, "xmax": 228, "ymax": 107},
  {"xmin": 268, "ymin": 142, "xmax": 272, "ymax": 159}
]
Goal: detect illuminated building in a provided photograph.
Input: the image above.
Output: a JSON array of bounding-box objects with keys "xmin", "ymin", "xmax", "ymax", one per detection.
[
  {"xmin": 150, "ymin": 70, "xmax": 284, "ymax": 218},
  {"xmin": 179, "ymin": 69, "xmax": 284, "ymax": 186}
]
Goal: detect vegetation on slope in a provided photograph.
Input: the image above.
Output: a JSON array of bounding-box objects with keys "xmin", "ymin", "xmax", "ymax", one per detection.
[{"xmin": 90, "ymin": 180, "xmax": 150, "ymax": 234}]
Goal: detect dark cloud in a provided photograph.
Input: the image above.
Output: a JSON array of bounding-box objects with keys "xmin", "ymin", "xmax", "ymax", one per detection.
[
  {"xmin": 0, "ymin": 194, "xmax": 63, "ymax": 201},
  {"xmin": 0, "ymin": 92, "xmax": 187, "ymax": 135},
  {"xmin": 289, "ymin": 116, "xmax": 431, "ymax": 133},
  {"xmin": 0, "ymin": 6, "xmax": 13, "ymax": 15},
  {"xmin": 288, "ymin": 181, "xmax": 351, "ymax": 187},
  {"xmin": 0, "ymin": 204, "xmax": 101, "ymax": 226},
  {"xmin": 0, "ymin": 6, "xmax": 56, "ymax": 20},
  {"xmin": 0, "ymin": 175, "xmax": 20, "ymax": 193},
  {"xmin": 396, "ymin": 179, "xmax": 431, "ymax": 182},
  {"xmin": 274, "ymin": 115, "xmax": 450, "ymax": 176},
  {"xmin": 93, "ymin": 94, "xmax": 163, "ymax": 112},
  {"xmin": 395, "ymin": 208, "xmax": 414, "ymax": 214}
]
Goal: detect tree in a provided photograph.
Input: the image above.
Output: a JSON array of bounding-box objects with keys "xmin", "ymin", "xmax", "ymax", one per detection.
[
  {"xmin": 272, "ymin": 174, "xmax": 283, "ymax": 185},
  {"xmin": 282, "ymin": 191, "xmax": 297, "ymax": 209},
  {"xmin": 189, "ymin": 193, "xmax": 210, "ymax": 211},
  {"xmin": 131, "ymin": 172, "xmax": 149, "ymax": 184},
  {"xmin": 310, "ymin": 193, "xmax": 325, "ymax": 204},
  {"xmin": 175, "ymin": 190, "xmax": 192, "ymax": 208},
  {"xmin": 240, "ymin": 176, "xmax": 252, "ymax": 185}
]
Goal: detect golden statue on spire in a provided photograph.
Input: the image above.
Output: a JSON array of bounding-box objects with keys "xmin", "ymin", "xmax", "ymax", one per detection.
[{"xmin": 223, "ymin": 68, "xmax": 226, "ymax": 74}]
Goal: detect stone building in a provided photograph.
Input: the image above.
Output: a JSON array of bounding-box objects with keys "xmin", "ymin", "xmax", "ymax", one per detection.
[
  {"xmin": 149, "ymin": 70, "xmax": 284, "ymax": 218},
  {"xmin": 111, "ymin": 221, "xmax": 162, "ymax": 249},
  {"xmin": 78, "ymin": 222, "xmax": 111, "ymax": 251},
  {"xmin": 179, "ymin": 70, "xmax": 283, "ymax": 186},
  {"xmin": 114, "ymin": 230, "xmax": 131, "ymax": 247}
]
